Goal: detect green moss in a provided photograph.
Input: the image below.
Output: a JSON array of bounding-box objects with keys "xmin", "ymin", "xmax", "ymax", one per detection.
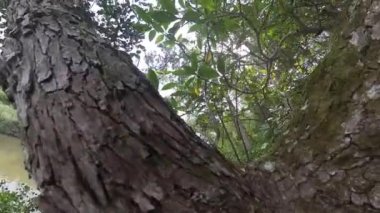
[{"xmin": 0, "ymin": 90, "xmax": 10, "ymax": 105}]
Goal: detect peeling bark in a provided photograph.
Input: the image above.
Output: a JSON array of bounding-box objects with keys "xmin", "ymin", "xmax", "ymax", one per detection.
[{"xmin": 0, "ymin": 0, "xmax": 379, "ymax": 213}]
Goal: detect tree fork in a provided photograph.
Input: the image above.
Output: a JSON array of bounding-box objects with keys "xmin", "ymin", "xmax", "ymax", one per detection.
[
  {"xmin": 247, "ymin": 1, "xmax": 380, "ymax": 212},
  {"xmin": 1, "ymin": 0, "xmax": 380, "ymax": 213}
]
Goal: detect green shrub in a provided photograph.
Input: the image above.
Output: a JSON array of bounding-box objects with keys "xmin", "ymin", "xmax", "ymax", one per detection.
[{"xmin": 0, "ymin": 180, "xmax": 39, "ymax": 213}]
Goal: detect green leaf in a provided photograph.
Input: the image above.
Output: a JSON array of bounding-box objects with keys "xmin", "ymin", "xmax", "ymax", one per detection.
[
  {"xmin": 147, "ymin": 69, "xmax": 159, "ymax": 90},
  {"xmin": 133, "ymin": 6, "xmax": 152, "ymax": 23},
  {"xmin": 184, "ymin": 76, "xmax": 196, "ymax": 88},
  {"xmin": 133, "ymin": 23, "xmax": 150, "ymax": 33},
  {"xmin": 152, "ymin": 22, "xmax": 164, "ymax": 32},
  {"xmin": 199, "ymin": 0, "xmax": 216, "ymax": 11},
  {"xmin": 150, "ymin": 11, "xmax": 177, "ymax": 24},
  {"xmin": 188, "ymin": 24, "xmax": 203, "ymax": 33},
  {"xmin": 198, "ymin": 64, "xmax": 219, "ymax": 79},
  {"xmin": 163, "ymin": 39, "xmax": 176, "ymax": 48},
  {"xmin": 224, "ymin": 19, "xmax": 240, "ymax": 32},
  {"xmin": 148, "ymin": 30, "xmax": 156, "ymax": 41},
  {"xmin": 168, "ymin": 97, "xmax": 178, "ymax": 109},
  {"xmin": 193, "ymin": 85, "xmax": 201, "ymax": 96},
  {"xmin": 183, "ymin": 10, "xmax": 200, "ymax": 22},
  {"xmin": 156, "ymin": 34, "xmax": 165, "ymax": 44},
  {"xmin": 204, "ymin": 51, "xmax": 213, "ymax": 64},
  {"xmin": 159, "ymin": 0, "xmax": 177, "ymax": 14},
  {"xmin": 197, "ymin": 36, "xmax": 203, "ymax": 49},
  {"xmin": 172, "ymin": 66, "xmax": 195, "ymax": 76},
  {"xmin": 172, "ymin": 90, "xmax": 188, "ymax": 97},
  {"xmin": 217, "ymin": 56, "xmax": 226, "ymax": 73},
  {"xmin": 190, "ymin": 53, "xmax": 198, "ymax": 70},
  {"xmin": 162, "ymin": 82, "xmax": 177, "ymax": 90}
]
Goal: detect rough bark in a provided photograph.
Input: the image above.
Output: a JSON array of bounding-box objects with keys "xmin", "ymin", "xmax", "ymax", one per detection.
[
  {"xmin": 0, "ymin": 0, "xmax": 380, "ymax": 213},
  {"xmin": 0, "ymin": 0, "xmax": 257, "ymax": 212},
  {"xmin": 246, "ymin": 1, "xmax": 380, "ymax": 212}
]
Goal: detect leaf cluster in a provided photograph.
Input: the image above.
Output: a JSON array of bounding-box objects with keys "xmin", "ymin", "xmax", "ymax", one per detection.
[
  {"xmin": 135, "ymin": 0, "xmax": 344, "ymax": 162},
  {"xmin": 0, "ymin": 180, "xmax": 39, "ymax": 213}
]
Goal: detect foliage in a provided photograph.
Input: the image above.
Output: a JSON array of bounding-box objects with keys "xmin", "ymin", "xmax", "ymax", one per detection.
[
  {"xmin": 86, "ymin": 0, "xmax": 148, "ymax": 57},
  {"xmin": 0, "ymin": 90, "xmax": 18, "ymax": 137},
  {"xmin": 0, "ymin": 180, "xmax": 39, "ymax": 213},
  {"xmin": 131, "ymin": 0, "xmax": 349, "ymax": 163}
]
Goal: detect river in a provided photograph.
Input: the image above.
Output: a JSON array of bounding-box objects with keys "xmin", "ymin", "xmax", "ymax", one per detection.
[{"xmin": 0, "ymin": 134, "xmax": 35, "ymax": 186}]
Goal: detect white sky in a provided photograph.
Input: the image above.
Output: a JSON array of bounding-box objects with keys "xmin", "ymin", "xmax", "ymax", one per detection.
[{"xmin": 133, "ymin": 33, "xmax": 161, "ymax": 70}]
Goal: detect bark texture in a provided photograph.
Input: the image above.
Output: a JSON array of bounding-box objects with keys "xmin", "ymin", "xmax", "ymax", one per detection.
[
  {"xmin": 0, "ymin": 0, "xmax": 257, "ymax": 212},
  {"xmin": 0, "ymin": 0, "xmax": 380, "ymax": 213},
  {"xmin": 246, "ymin": 1, "xmax": 380, "ymax": 212}
]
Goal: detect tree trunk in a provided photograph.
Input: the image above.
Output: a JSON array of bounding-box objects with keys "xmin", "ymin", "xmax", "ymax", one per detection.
[
  {"xmin": 247, "ymin": 1, "xmax": 380, "ymax": 212},
  {"xmin": 0, "ymin": 0, "xmax": 379, "ymax": 213}
]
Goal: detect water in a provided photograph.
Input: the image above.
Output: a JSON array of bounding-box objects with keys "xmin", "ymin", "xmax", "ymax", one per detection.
[{"xmin": 0, "ymin": 134, "xmax": 35, "ymax": 186}]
